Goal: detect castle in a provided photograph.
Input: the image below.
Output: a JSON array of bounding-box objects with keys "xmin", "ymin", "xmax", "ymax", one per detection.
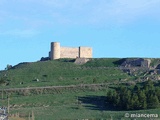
[{"xmin": 49, "ymin": 42, "xmax": 92, "ymax": 60}]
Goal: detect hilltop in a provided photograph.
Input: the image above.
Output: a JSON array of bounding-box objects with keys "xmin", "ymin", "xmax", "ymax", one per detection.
[
  {"xmin": 0, "ymin": 58, "xmax": 128, "ymax": 88},
  {"xmin": 1, "ymin": 58, "xmax": 160, "ymax": 88}
]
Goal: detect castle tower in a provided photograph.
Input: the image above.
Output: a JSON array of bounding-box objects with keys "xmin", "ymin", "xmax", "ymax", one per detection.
[{"xmin": 50, "ymin": 42, "xmax": 60, "ymax": 60}]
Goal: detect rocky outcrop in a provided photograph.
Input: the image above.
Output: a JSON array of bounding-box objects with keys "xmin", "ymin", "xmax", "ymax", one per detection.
[
  {"xmin": 74, "ymin": 58, "xmax": 90, "ymax": 65},
  {"xmin": 156, "ymin": 64, "xmax": 160, "ymax": 69},
  {"xmin": 149, "ymin": 69, "xmax": 160, "ymax": 75},
  {"xmin": 121, "ymin": 58, "xmax": 150, "ymax": 68}
]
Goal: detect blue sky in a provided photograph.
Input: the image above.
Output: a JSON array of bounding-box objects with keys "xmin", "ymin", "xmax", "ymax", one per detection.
[{"xmin": 0, "ymin": 0, "xmax": 160, "ymax": 70}]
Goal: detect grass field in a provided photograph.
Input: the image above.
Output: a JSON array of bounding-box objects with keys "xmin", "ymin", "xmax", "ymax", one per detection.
[
  {"xmin": 0, "ymin": 58, "xmax": 160, "ymax": 120},
  {"xmin": 0, "ymin": 58, "xmax": 132, "ymax": 88},
  {"xmin": 1, "ymin": 88, "xmax": 159, "ymax": 120}
]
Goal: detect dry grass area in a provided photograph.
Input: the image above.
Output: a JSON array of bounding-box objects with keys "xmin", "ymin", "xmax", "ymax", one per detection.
[{"xmin": 9, "ymin": 116, "xmax": 26, "ymax": 120}]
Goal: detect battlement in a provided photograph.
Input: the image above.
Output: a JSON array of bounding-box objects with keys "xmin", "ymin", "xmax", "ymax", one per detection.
[{"xmin": 49, "ymin": 42, "xmax": 92, "ymax": 60}]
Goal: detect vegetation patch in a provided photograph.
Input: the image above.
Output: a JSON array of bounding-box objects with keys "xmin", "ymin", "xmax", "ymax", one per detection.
[{"xmin": 107, "ymin": 80, "xmax": 160, "ymax": 110}]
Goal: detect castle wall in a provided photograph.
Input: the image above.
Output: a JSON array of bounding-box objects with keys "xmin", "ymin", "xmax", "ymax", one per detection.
[
  {"xmin": 79, "ymin": 47, "xmax": 92, "ymax": 58},
  {"xmin": 49, "ymin": 42, "xmax": 92, "ymax": 59},
  {"xmin": 60, "ymin": 47, "xmax": 79, "ymax": 58}
]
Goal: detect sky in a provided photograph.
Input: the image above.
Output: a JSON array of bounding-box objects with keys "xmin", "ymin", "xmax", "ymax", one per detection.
[{"xmin": 0, "ymin": 0, "xmax": 160, "ymax": 70}]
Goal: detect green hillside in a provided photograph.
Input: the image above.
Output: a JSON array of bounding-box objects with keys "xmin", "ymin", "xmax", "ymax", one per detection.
[
  {"xmin": 0, "ymin": 58, "xmax": 131, "ymax": 88},
  {"xmin": 1, "ymin": 58, "xmax": 160, "ymax": 120}
]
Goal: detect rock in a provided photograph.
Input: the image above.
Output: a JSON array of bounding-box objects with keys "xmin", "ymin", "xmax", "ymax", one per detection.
[
  {"xmin": 20, "ymin": 82, "xmax": 23, "ymax": 84},
  {"xmin": 149, "ymin": 69, "xmax": 160, "ymax": 75},
  {"xmin": 74, "ymin": 58, "xmax": 90, "ymax": 65},
  {"xmin": 157, "ymin": 76, "xmax": 160, "ymax": 80},
  {"xmin": 121, "ymin": 58, "xmax": 150, "ymax": 68},
  {"xmin": 156, "ymin": 64, "xmax": 160, "ymax": 69},
  {"xmin": 146, "ymin": 59, "xmax": 151, "ymax": 68}
]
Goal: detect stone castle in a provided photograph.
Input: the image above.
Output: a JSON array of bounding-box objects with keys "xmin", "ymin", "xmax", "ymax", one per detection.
[{"xmin": 49, "ymin": 42, "xmax": 92, "ymax": 60}]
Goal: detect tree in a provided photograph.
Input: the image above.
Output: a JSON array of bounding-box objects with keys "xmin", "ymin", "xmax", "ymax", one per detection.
[
  {"xmin": 134, "ymin": 85, "xmax": 140, "ymax": 91},
  {"xmin": 118, "ymin": 86, "xmax": 130, "ymax": 109},
  {"xmin": 138, "ymin": 90, "xmax": 147, "ymax": 109},
  {"xmin": 114, "ymin": 94, "xmax": 120, "ymax": 108},
  {"xmin": 132, "ymin": 93, "xmax": 140, "ymax": 110},
  {"xmin": 5, "ymin": 64, "xmax": 12, "ymax": 70},
  {"xmin": 155, "ymin": 87, "xmax": 160, "ymax": 101},
  {"xmin": 125, "ymin": 90, "xmax": 132, "ymax": 110},
  {"xmin": 107, "ymin": 90, "xmax": 114, "ymax": 103},
  {"xmin": 144, "ymin": 80, "xmax": 154, "ymax": 91},
  {"xmin": 128, "ymin": 97, "xmax": 135, "ymax": 110},
  {"xmin": 106, "ymin": 81, "xmax": 160, "ymax": 110},
  {"xmin": 147, "ymin": 94, "xmax": 159, "ymax": 109}
]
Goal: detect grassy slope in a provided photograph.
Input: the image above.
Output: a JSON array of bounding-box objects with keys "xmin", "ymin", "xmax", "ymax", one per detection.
[
  {"xmin": 0, "ymin": 58, "xmax": 131, "ymax": 88},
  {"xmin": 1, "ymin": 89, "xmax": 160, "ymax": 120},
  {"xmin": 1, "ymin": 58, "xmax": 160, "ymax": 120}
]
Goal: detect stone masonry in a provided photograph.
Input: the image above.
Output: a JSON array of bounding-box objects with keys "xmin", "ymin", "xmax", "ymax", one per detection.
[{"xmin": 49, "ymin": 42, "xmax": 92, "ymax": 60}]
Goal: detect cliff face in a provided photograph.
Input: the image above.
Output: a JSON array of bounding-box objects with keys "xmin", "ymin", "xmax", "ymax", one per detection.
[
  {"xmin": 120, "ymin": 58, "xmax": 150, "ymax": 68},
  {"xmin": 118, "ymin": 58, "xmax": 160, "ymax": 81}
]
